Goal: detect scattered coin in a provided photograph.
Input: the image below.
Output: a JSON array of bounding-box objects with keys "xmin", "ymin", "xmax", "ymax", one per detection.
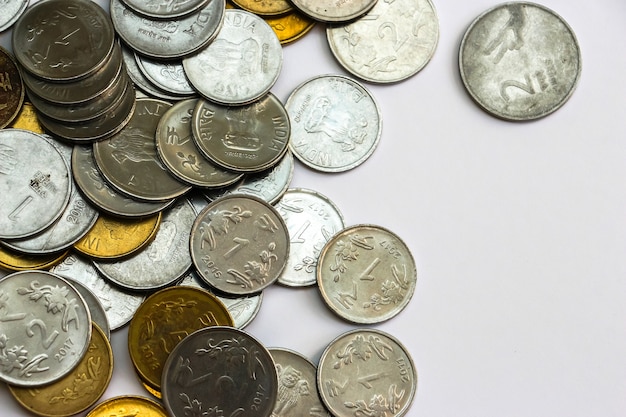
[
  {"xmin": 134, "ymin": 53, "xmax": 197, "ymax": 97},
  {"xmin": 0, "ymin": 246, "xmax": 68, "ymax": 271},
  {"xmin": 120, "ymin": 0, "xmax": 211, "ymax": 19},
  {"xmin": 0, "ymin": 46, "xmax": 24, "ymax": 129},
  {"xmin": 86, "ymin": 395, "xmax": 169, "ymax": 417},
  {"xmin": 290, "ymin": 0, "xmax": 378, "ymax": 23},
  {"xmin": 57, "ymin": 277, "xmax": 111, "ymax": 340},
  {"xmin": 264, "ymin": 9, "xmax": 316, "ymax": 45},
  {"xmin": 8, "ymin": 102, "xmax": 45, "ymax": 134},
  {"xmin": 0, "ymin": 0, "xmax": 29, "ymax": 32},
  {"xmin": 231, "ymin": 0, "xmax": 294, "ymax": 17}
]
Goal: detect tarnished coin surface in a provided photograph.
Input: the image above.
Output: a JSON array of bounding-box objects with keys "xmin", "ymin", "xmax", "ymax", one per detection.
[
  {"xmin": 275, "ymin": 188, "xmax": 345, "ymax": 287},
  {"xmin": 0, "ymin": 46, "xmax": 24, "ymax": 129},
  {"xmin": 268, "ymin": 347, "xmax": 331, "ymax": 417},
  {"xmin": 459, "ymin": 2, "xmax": 581, "ymax": 120},
  {"xmin": 162, "ymin": 326, "xmax": 278, "ymax": 417},
  {"xmin": 128, "ymin": 286, "xmax": 234, "ymax": 395},
  {"xmin": 183, "ymin": 9, "xmax": 283, "ymax": 105},
  {"xmin": 0, "ymin": 129, "xmax": 71, "ymax": 239},
  {"xmin": 327, "ymin": 0, "xmax": 439, "ymax": 83},
  {"xmin": 286, "ymin": 74, "xmax": 382, "ymax": 173},
  {"xmin": 121, "ymin": 0, "xmax": 210, "ymax": 19},
  {"xmin": 317, "ymin": 329, "xmax": 417, "ymax": 417},
  {"xmin": 86, "ymin": 395, "xmax": 168, "ymax": 417},
  {"xmin": 190, "ymin": 195, "xmax": 290, "ymax": 295},
  {"xmin": 0, "ymin": 0, "xmax": 29, "ymax": 32},
  {"xmin": 290, "ymin": 0, "xmax": 377, "ymax": 22},
  {"xmin": 317, "ymin": 224, "xmax": 417, "ymax": 324},
  {"xmin": 0, "ymin": 270, "xmax": 92, "ymax": 386},
  {"xmin": 8, "ymin": 322, "xmax": 113, "ymax": 417},
  {"xmin": 191, "ymin": 93, "xmax": 290, "ymax": 172}
]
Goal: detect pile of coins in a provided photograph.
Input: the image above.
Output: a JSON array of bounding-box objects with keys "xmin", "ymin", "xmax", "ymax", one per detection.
[{"xmin": 0, "ymin": 0, "xmax": 582, "ymax": 416}]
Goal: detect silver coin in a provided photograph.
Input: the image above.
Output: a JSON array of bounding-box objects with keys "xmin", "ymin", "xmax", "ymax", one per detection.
[
  {"xmin": 156, "ymin": 98, "xmax": 243, "ymax": 188},
  {"xmin": 0, "ymin": 129, "xmax": 71, "ymax": 239},
  {"xmin": 0, "ymin": 270, "xmax": 92, "ymax": 386},
  {"xmin": 290, "ymin": 0, "xmax": 378, "ymax": 23},
  {"xmin": 134, "ymin": 52, "xmax": 197, "ymax": 97},
  {"xmin": 12, "ymin": 0, "xmax": 115, "ymax": 82},
  {"xmin": 268, "ymin": 347, "xmax": 331, "ymax": 417},
  {"xmin": 317, "ymin": 328, "xmax": 417, "ymax": 417},
  {"xmin": 178, "ymin": 270, "xmax": 263, "ymax": 329},
  {"xmin": 92, "ymin": 198, "xmax": 196, "ymax": 291},
  {"xmin": 190, "ymin": 195, "xmax": 290, "ymax": 295},
  {"xmin": 71, "ymin": 144, "xmax": 176, "ymax": 218},
  {"xmin": 459, "ymin": 2, "xmax": 582, "ymax": 121},
  {"xmin": 0, "ymin": 0, "xmax": 29, "ymax": 33},
  {"xmin": 275, "ymin": 188, "xmax": 345, "ymax": 287},
  {"xmin": 93, "ymin": 97, "xmax": 192, "ymax": 202},
  {"xmin": 49, "ymin": 252, "xmax": 146, "ymax": 331},
  {"xmin": 183, "ymin": 9, "xmax": 283, "ymax": 106},
  {"xmin": 2, "ymin": 138, "xmax": 99, "ymax": 254},
  {"xmin": 326, "ymin": 0, "xmax": 439, "ymax": 83},
  {"xmin": 286, "ymin": 74, "xmax": 382, "ymax": 173},
  {"xmin": 317, "ymin": 224, "xmax": 417, "ymax": 324},
  {"xmin": 202, "ymin": 149, "xmax": 294, "ymax": 205},
  {"xmin": 111, "ymin": 0, "xmax": 225, "ymax": 59},
  {"xmin": 162, "ymin": 326, "xmax": 278, "ymax": 417},
  {"xmin": 191, "ymin": 93, "xmax": 290, "ymax": 172},
  {"xmin": 121, "ymin": 0, "xmax": 210, "ymax": 20}
]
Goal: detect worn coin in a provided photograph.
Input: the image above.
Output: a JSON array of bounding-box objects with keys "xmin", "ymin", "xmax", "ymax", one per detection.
[
  {"xmin": 7, "ymin": 322, "xmax": 113, "ymax": 417},
  {"xmin": 134, "ymin": 53, "xmax": 197, "ymax": 97},
  {"xmin": 190, "ymin": 195, "xmax": 290, "ymax": 295},
  {"xmin": 156, "ymin": 98, "xmax": 243, "ymax": 188},
  {"xmin": 121, "ymin": 0, "xmax": 210, "ymax": 19},
  {"xmin": 0, "ymin": 129, "xmax": 71, "ymax": 239},
  {"xmin": 327, "ymin": 0, "xmax": 439, "ymax": 83},
  {"xmin": 459, "ymin": 2, "xmax": 582, "ymax": 120},
  {"xmin": 268, "ymin": 347, "xmax": 331, "ymax": 417},
  {"xmin": 127, "ymin": 286, "xmax": 233, "ymax": 396},
  {"xmin": 265, "ymin": 9, "xmax": 316, "ymax": 45},
  {"xmin": 231, "ymin": 0, "xmax": 293, "ymax": 16},
  {"xmin": 0, "ymin": 0, "xmax": 29, "ymax": 32},
  {"xmin": 317, "ymin": 224, "xmax": 417, "ymax": 324},
  {"xmin": 57, "ymin": 277, "xmax": 111, "ymax": 340},
  {"xmin": 275, "ymin": 188, "xmax": 345, "ymax": 287},
  {"xmin": 0, "ymin": 45, "xmax": 24, "ymax": 129},
  {"xmin": 317, "ymin": 328, "xmax": 417, "ymax": 417},
  {"xmin": 0, "ymin": 270, "xmax": 92, "ymax": 386},
  {"xmin": 286, "ymin": 74, "xmax": 382, "ymax": 172},
  {"xmin": 50, "ymin": 253, "xmax": 146, "ymax": 331},
  {"xmin": 183, "ymin": 9, "xmax": 283, "ymax": 106},
  {"xmin": 162, "ymin": 326, "xmax": 278, "ymax": 417},
  {"xmin": 191, "ymin": 93, "xmax": 290, "ymax": 172},
  {"xmin": 0, "ymin": 246, "xmax": 68, "ymax": 271},
  {"xmin": 86, "ymin": 395, "xmax": 168, "ymax": 417},
  {"xmin": 290, "ymin": 0, "xmax": 377, "ymax": 23}
]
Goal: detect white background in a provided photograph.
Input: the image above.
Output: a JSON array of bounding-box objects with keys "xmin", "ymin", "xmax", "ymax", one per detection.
[{"xmin": 1, "ymin": 0, "xmax": 626, "ymax": 416}]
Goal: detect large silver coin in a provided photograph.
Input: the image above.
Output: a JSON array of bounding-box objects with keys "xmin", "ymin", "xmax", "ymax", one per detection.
[
  {"xmin": 183, "ymin": 9, "xmax": 283, "ymax": 106},
  {"xmin": 12, "ymin": 0, "xmax": 115, "ymax": 82},
  {"xmin": 0, "ymin": 270, "xmax": 92, "ymax": 386},
  {"xmin": 110, "ymin": 0, "xmax": 225, "ymax": 59},
  {"xmin": 190, "ymin": 195, "xmax": 290, "ymax": 295},
  {"xmin": 162, "ymin": 326, "xmax": 278, "ymax": 417},
  {"xmin": 0, "ymin": 129, "xmax": 71, "ymax": 239},
  {"xmin": 317, "ymin": 329, "xmax": 417, "ymax": 417},
  {"xmin": 286, "ymin": 74, "xmax": 382, "ymax": 173},
  {"xmin": 57, "ymin": 276, "xmax": 111, "ymax": 341},
  {"xmin": 275, "ymin": 188, "xmax": 345, "ymax": 287},
  {"xmin": 49, "ymin": 253, "xmax": 146, "ymax": 331},
  {"xmin": 326, "ymin": 0, "xmax": 439, "ymax": 83},
  {"xmin": 317, "ymin": 224, "xmax": 417, "ymax": 324},
  {"xmin": 191, "ymin": 93, "xmax": 290, "ymax": 172},
  {"xmin": 0, "ymin": 0, "xmax": 29, "ymax": 33},
  {"xmin": 92, "ymin": 199, "xmax": 196, "ymax": 291},
  {"xmin": 290, "ymin": 0, "xmax": 378, "ymax": 23},
  {"xmin": 121, "ymin": 0, "xmax": 210, "ymax": 19},
  {"xmin": 459, "ymin": 2, "xmax": 581, "ymax": 121}
]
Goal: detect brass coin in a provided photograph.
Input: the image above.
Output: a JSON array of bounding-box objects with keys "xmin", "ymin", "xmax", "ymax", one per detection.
[
  {"xmin": 231, "ymin": 0, "xmax": 293, "ymax": 16},
  {"xmin": 0, "ymin": 45, "xmax": 24, "ymax": 129},
  {"xmin": 0, "ymin": 245, "xmax": 67, "ymax": 271},
  {"xmin": 73, "ymin": 212, "xmax": 161, "ymax": 260},
  {"xmin": 265, "ymin": 9, "xmax": 317, "ymax": 45},
  {"xmin": 8, "ymin": 102, "xmax": 45, "ymax": 134},
  {"xmin": 127, "ymin": 286, "xmax": 234, "ymax": 396},
  {"xmin": 8, "ymin": 323, "xmax": 113, "ymax": 417},
  {"xmin": 86, "ymin": 395, "xmax": 168, "ymax": 417}
]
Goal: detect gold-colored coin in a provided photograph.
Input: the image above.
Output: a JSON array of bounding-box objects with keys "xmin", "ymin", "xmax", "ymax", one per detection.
[
  {"xmin": 73, "ymin": 212, "xmax": 161, "ymax": 259},
  {"xmin": 8, "ymin": 101, "xmax": 45, "ymax": 134},
  {"xmin": 0, "ymin": 245, "xmax": 68, "ymax": 271},
  {"xmin": 128, "ymin": 286, "xmax": 234, "ymax": 396},
  {"xmin": 86, "ymin": 395, "xmax": 168, "ymax": 417},
  {"xmin": 231, "ymin": 0, "xmax": 293, "ymax": 16},
  {"xmin": 265, "ymin": 9, "xmax": 316, "ymax": 45},
  {"xmin": 8, "ymin": 323, "xmax": 113, "ymax": 417}
]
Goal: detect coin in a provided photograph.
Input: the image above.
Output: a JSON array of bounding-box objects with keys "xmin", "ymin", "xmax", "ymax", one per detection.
[
  {"xmin": 161, "ymin": 326, "xmax": 278, "ymax": 417},
  {"xmin": 0, "ymin": 45, "xmax": 24, "ymax": 129},
  {"xmin": 326, "ymin": 0, "xmax": 439, "ymax": 83},
  {"xmin": 0, "ymin": 270, "xmax": 92, "ymax": 387},
  {"xmin": 183, "ymin": 9, "xmax": 283, "ymax": 106},
  {"xmin": 190, "ymin": 195, "xmax": 290, "ymax": 295},
  {"xmin": 290, "ymin": 0, "xmax": 377, "ymax": 23},
  {"xmin": 0, "ymin": 0, "xmax": 28, "ymax": 32},
  {"xmin": 317, "ymin": 328, "xmax": 417, "ymax": 417},
  {"xmin": 134, "ymin": 53, "xmax": 197, "ymax": 97},
  {"xmin": 58, "ymin": 278, "xmax": 111, "ymax": 340},
  {"xmin": 73, "ymin": 212, "xmax": 162, "ymax": 260},
  {"xmin": 8, "ymin": 102, "xmax": 45, "ymax": 134},
  {"xmin": 265, "ymin": 9, "xmax": 316, "ymax": 45},
  {"xmin": 121, "ymin": 0, "xmax": 211, "ymax": 19},
  {"xmin": 459, "ymin": 2, "xmax": 582, "ymax": 120},
  {"xmin": 286, "ymin": 74, "xmax": 382, "ymax": 173},
  {"xmin": 86, "ymin": 395, "xmax": 168, "ymax": 417},
  {"xmin": 7, "ymin": 322, "xmax": 113, "ymax": 417},
  {"xmin": 0, "ymin": 246, "xmax": 68, "ymax": 271},
  {"xmin": 231, "ymin": 0, "xmax": 293, "ymax": 17},
  {"xmin": 316, "ymin": 224, "xmax": 417, "ymax": 324}
]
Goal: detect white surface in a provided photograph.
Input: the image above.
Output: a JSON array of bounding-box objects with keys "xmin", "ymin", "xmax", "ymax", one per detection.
[{"xmin": 1, "ymin": 0, "xmax": 626, "ymax": 416}]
